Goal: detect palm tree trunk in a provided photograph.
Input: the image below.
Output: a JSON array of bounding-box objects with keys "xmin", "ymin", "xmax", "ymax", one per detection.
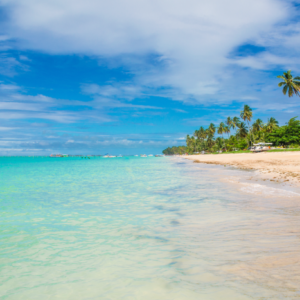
[
  {"xmin": 247, "ymin": 121, "xmax": 254, "ymax": 146},
  {"xmin": 222, "ymin": 134, "xmax": 226, "ymax": 151}
]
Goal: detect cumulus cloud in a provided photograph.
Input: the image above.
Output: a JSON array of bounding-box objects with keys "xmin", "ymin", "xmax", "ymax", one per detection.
[{"xmin": 1, "ymin": 0, "xmax": 293, "ymax": 98}]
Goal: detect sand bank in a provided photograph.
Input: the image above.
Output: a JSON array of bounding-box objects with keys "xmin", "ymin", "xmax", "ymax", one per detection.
[{"xmin": 184, "ymin": 152, "xmax": 300, "ymax": 186}]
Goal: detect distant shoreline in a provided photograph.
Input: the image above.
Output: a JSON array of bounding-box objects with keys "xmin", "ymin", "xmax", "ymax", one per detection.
[{"xmin": 184, "ymin": 152, "xmax": 300, "ymax": 186}]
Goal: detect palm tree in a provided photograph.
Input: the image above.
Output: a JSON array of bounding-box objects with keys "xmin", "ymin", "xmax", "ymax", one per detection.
[
  {"xmin": 224, "ymin": 125, "xmax": 230, "ymax": 139},
  {"xmin": 236, "ymin": 122, "xmax": 248, "ymax": 138},
  {"xmin": 232, "ymin": 117, "xmax": 240, "ymax": 130},
  {"xmin": 194, "ymin": 129, "xmax": 199, "ymax": 139},
  {"xmin": 252, "ymin": 118, "xmax": 264, "ymax": 133},
  {"xmin": 207, "ymin": 123, "xmax": 216, "ymax": 137},
  {"xmin": 226, "ymin": 117, "xmax": 233, "ymax": 130},
  {"xmin": 240, "ymin": 105, "xmax": 253, "ymax": 145},
  {"xmin": 206, "ymin": 133, "xmax": 214, "ymax": 150},
  {"xmin": 198, "ymin": 126, "xmax": 207, "ymax": 141},
  {"xmin": 265, "ymin": 117, "xmax": 279, "ymax": 133},
  {"xmin": 189, "ymin": 136, "xmax": 197, "ymax": 153},
  {"xmin": 252, "ymin": 118, "xmax": 265, "ymax": 142},
  {"xmin": 240, "ymin": 105, "xmax": 253, "ymax": 124},
  {"xmin": 215, "ymin": 137, "xmax": 223, "ymax": 151},
  {"xmin": 218, "ymin": 122, "xmax": 227, "ymax": 151},
  {"xmin": 277, "ymin": 70, "xmax": 300, "ymax": 97},
  {"xmin": 186, "ymin": 135, "xmax": 192, "ymax": 153}
]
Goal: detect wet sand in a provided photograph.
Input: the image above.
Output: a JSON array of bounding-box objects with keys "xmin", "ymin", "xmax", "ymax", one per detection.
[
  {"xmin": 178, "ymin": 158, "xmax": 300, "ymax": 299},
  {"xmin": 184, "ymin": 152, "xmax": 300, "ymax": 186}
]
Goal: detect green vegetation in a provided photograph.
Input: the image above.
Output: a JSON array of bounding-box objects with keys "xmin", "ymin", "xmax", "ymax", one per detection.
[
  {"xmin": 163, "ymin": 145, "xmax": 187, "ymax": 155},
  {"xmin": 163, "ymin": 71, "xmax": 300, "ymax": 155},
  {"xmin": 277, "ymin": 70, "xmax": 300, "ymax": 97},
  {"xmin": 163, "ymin": 105, "xmax": 300, "ymax": 155}
]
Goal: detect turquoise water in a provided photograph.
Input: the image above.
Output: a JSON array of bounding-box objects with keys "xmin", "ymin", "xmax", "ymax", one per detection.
[{"xmin": 1, "ymin": 156, "xmax": 300, "ymax": 299}]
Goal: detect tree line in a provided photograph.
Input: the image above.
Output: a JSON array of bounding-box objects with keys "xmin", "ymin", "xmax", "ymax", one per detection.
[{"xmin": 163, "ymin": 70, "xmax": 300, "ymax": 155}]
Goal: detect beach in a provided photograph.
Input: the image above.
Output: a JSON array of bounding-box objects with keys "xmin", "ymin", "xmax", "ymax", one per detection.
[{"xmin": 185, "ymin": 151, "xmax": 300, "ymax": 186}]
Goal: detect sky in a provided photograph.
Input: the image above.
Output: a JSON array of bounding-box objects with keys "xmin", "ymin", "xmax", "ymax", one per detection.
[{"xmin": 0, "ymin": 0, "xmax": 300, "ymax": 155}]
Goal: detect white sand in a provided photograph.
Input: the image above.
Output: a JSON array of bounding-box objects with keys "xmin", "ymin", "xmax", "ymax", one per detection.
[{"xmin": 184, "ymin": 151, "xmax": 300, "ymax": 186}]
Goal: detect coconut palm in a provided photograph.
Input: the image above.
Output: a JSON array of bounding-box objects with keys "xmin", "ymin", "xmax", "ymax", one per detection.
[
  {"xmin": 193, "ymin": 129, "xmax": 199, "ymax": 138},
  {"xmin": 277, "ymin": 70, "xmax": 300, "ymax": 97},
  {"xmin": 240, "ymin": 105, "xmax": 253, "ymax": 145},
  {"xmin": 265, "ymin": 117, "xmax": 279, "ymax": 133},
  {"xmin": 225, "ymin": 117, "xmax": 232, "ymax": 138},
  {"xmin": 252, "ymin": 118, "xmax": 264, "ymax": 133},
  {"xmin": 226, "ymin": 117, "xmax": 233, "ymax": 130},
  {"xmin": 240, "ymin": 105, "xmax": 253, "ymax": 124},
  {"xmin": 215, "ymin": 137, "xmax": 223, "ymax": 151},
  {"xmin": 186, "ymin": 135, "xmax": 192, "ymax": 152},
  {"xmin": 236, "ymin": 122, "xmax": 248, "ymax": 138},
  {"xmin": 252, "ymin": 118, "xmax": 265, "ymax": 142},
  {"xmin": 224, "ymin": 125, "xmax": 230, "ymax": 139},
  {"xmin": 232, "ymin": 117, "xmax": 240, "ymax": 130},
  {"xmin": 198, "ymin": 126, "xmax": 207, "ymax": 141},
  {"xmin": 189, "ymin": 136, "xmax": 197, "ymax": 153},
  {"xmin": 207, "ymin": 123, "xmax": 216, "ymax": 137},
  {"xmin": 206, "ymin": 134, "xmax": 214, "ymax": 150},
  {"xmin": 218, "ymin": 122, "xmax": 227, "ymax": 151}
]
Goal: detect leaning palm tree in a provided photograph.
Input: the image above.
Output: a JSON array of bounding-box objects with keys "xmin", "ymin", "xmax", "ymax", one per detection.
[
  {"xmin": 265, "ymin": 117, "xmax": 279, "ymax": 133},
  {"xmin": 240, "ymin": 105, "xmax": 253, "ymax": 145},
  {"xmin": 277, "ymin": 70, "xmax": 300, "ymax": 97}
]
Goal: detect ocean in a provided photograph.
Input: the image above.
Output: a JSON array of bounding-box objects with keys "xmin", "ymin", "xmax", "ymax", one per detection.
[{"xmin": 0, "ymin": 156, "xmax": 300, "ymax": 299}]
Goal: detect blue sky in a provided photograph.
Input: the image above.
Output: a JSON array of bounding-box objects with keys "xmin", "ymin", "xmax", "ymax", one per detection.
[{"xmin": 0, "ymin": 0, "xmax": 300, "ymax": 155}]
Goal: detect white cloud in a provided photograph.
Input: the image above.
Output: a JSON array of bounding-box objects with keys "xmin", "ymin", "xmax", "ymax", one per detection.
[
  {"xmin": 1, "ymin": 0, "xmax": 292, "ymax": 97},
  {"xmin": 0, "ymin": 82, "xmax": 162, "ymax": 125},
  {"xmin": 233, "ymin": 53, "xmax": 295, "ymax": 70},
  {"xmin": 82, "ymin": 83, "xmax": 162, "ymax": 109}
]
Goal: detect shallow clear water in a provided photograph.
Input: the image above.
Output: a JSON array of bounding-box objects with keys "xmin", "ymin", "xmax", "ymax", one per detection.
[{"xmin": 0, "ymin": 156, "xmax": 300, "ymax": 299}]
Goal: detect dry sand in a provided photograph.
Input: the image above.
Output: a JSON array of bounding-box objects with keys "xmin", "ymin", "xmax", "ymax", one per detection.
[{"xmin": 184, "ymin": 151, "xmax": 300, "ymax": 186}]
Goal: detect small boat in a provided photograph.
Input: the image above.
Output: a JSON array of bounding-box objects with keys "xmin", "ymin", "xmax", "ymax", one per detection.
[
  {"xmin": 134, "ymin": 155, "xmax": 138, "ymax": 157},
  {"xmin": 250, "ymin": 143, "xmax": 272, "ymax": 153},
  {"xmin": 117, "ymin": 155, "xmax": 123, "ymax": 157},
  {"xmin": 102, "ymin": 155, "xmax": 109, "ymax": 158},
  {"xmin": 155, "ymin": 154, "xmax": 164, "ymax": 157},
  {"xmin": 140, "ymin": 154, "xmax": 147, "ymax": 157},
  {"xmin": 148, "ymin": 154, "xmax": 153, "ymax": 156},
  {"xmin": 108, "ymin": 155, "xmax": 116, "ymax": 158}
]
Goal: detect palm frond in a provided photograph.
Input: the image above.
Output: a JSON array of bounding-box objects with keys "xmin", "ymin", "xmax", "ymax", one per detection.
[{"xmin": 277, "ymin": 75, "xmax": 286, "ymax": 81}]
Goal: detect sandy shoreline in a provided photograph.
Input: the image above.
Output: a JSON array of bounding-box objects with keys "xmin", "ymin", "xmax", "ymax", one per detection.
[{"xmin": 184, "ymin": 152, "xmax": 300, "ymax": 186}]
